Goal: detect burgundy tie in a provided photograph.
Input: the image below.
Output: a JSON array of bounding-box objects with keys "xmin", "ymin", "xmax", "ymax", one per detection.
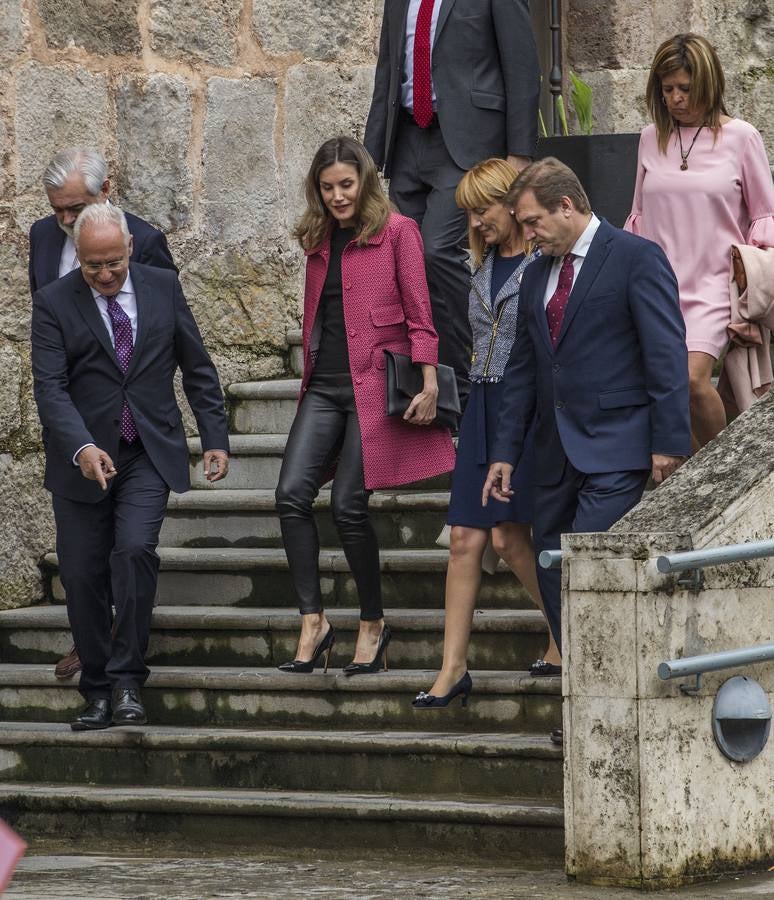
[
  {"xmin": 412, "ymin": 0, "xmax": 435, "ymax": 128},
  {"xmin": 546, "ymin": 254, "xmax": 575, "ymax": 347},
  {"xmin": 104, "ymin": 295, "xmax": 139, "ymax": 444}
]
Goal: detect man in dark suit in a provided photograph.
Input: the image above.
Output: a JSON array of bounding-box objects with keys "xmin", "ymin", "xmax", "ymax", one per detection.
[
  {"xmin": 29, "ymin": 147, "xmax": 177, "ymax": 680},
  {"xmin": 365, "ymin": 0, "xmax": 540, "ymax": 405},
  {"xmin": 28, "ymin": 147, "xmax": 176, "ymax": 295},
  {"xmin": 31, "ymin": 204, "xmax": 229, "ymax": 730},
  {"xmin": 483, "ymin": 159, "xmax": 691, "ymax": 740}
]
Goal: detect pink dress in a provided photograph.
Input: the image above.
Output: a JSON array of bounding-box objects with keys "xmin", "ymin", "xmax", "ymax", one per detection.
[{"xmin": 625, "ymin": 119, "xmax": 774, "ymax": 358}]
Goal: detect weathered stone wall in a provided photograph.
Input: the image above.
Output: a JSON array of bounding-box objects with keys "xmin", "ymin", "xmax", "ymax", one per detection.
[
  {"xmin": 0, "ymin": 1, "xmax": 772, "ymax": 608},
  {"xmin": 562, "ymin": 392, "xmax": 774, "ymax": 888}
]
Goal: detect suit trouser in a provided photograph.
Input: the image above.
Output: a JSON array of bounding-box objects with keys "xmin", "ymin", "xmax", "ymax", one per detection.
[
  {"xmin": 52, "ymin": 440, "xmax": 169, "ymax": 701},
  {"xmin": 275, "ymin": 373, "xmax": 383, "ymax": 621},
  {"xmin": 388, "ymin": 113, "xmax": 472, "ymax": 405},
  {"xmin": 532, "ymin": 455, "xmax": 649, "ymax": 654}
]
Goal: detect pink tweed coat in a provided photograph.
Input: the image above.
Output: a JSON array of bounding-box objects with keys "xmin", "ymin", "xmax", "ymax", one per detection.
[{"xmin": 299, "ymin": 212, "xmax": 456, "ymax": 490}]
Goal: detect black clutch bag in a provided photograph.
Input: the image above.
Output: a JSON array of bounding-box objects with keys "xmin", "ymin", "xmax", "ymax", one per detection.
[{"xmin": 384, "ymin": 350, "xmax": 461, "ymax": 429}]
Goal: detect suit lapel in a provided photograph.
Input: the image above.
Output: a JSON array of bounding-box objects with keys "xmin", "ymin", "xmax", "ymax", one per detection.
[
  {"xmin": 125, "ymin": 263, "xmax": 149, "ymax": 379},
  {"xmin": 45, "ymin": 227, "xmax": 67, "ymax": 286},
  {"xmin": 555, "ymin": 223, "xmax": 613, "ymax": 348},
  {"xmin": 435, "ymin": 0, "xmax": 457, "ymax": 44},
  {"xmin": 73, "ymin": 274, "xmax": 121, "ymax": 369},
  {"xmin": 394, "ymin": 0, "xmax": 412, "ymax": 57},
  {"xmin": 526, "ymin": 256, "xmax": 554, "ymax": 354}
]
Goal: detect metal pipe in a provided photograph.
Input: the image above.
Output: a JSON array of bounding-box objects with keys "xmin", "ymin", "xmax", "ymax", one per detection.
[
  {"xmin": 548, "ymin": 0, "xmax": 563, "ymax": 135},
  {"xmin": 658, "ymin": 643, "xmax": 774, "ymax": 681},
  {"xmin": 539, "ymin": 549, "xmax": 563, "ymax": 570},
  {"xmin": 656, "ymin": 539, "xmax": 774, "ymax": 574}
]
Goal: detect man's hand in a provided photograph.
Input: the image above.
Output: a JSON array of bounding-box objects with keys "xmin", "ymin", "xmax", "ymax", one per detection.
[
  {"xmin": 651, "ymin": 454, "xmax": 684, "ymax": 485},
  {"xmin": 506, "ymin": 155, "xmax": 531, "ymax": 173},
  {"xmin": 76, "ymin": 445, "xmax": 116, "ymax": 490},
  {"xmin": 482, "ymin": 462, "xmax": 514, "ymax": 506},
  {"xmin": 204, "ymin": 449, "xmax": 229, "ymax": 483}
]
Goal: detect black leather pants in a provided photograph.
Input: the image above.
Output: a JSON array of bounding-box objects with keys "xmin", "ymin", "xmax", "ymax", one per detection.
[{"xmin": 275, "ymin": 373, "xmax": 383, "ymax": 621}]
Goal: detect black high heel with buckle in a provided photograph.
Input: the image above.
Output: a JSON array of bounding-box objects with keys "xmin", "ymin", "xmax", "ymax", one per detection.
[
  {"xmin": 278, "ymin": 624, "xmax": 336, "ymax": 673},
  {"xmin": 412, "ymin": 671, "xmax": 472, "ymax": 708},
  {"xmin": 342, "ymin": 623, "xmax": 391, "ymax": 676}
]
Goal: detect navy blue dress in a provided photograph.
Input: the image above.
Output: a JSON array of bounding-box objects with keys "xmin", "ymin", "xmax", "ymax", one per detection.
[{"xmin": 447, "ymin": 252, "xmax": 535, "ymax": 528}]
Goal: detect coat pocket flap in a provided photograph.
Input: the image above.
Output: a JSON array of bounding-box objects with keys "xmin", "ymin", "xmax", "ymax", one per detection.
[
  {"xmin": 470, "ymin": 90, "xmax": 506, "ymax": 112},
  {"xmin": 370, "ymin": 304, "xmax": 406, "ymax": 327},
  {"xmin": 598, "ymin": 387, "xmax": 649, "ymax": 409}
]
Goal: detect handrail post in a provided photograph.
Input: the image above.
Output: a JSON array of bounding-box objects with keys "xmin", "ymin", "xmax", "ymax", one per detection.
[{"xmin": 548, "ymin": 0, "xmax": 563, "ymax": 135}]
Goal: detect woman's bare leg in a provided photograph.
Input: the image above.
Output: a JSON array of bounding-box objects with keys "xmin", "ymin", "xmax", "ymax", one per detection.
[
  {"xmin": 492, "ymin": 521, "xmax": 560, "ymax": 666},
  {"xmin": 689, "ymin": 351, "xmax": 726, "ymax": 449}
]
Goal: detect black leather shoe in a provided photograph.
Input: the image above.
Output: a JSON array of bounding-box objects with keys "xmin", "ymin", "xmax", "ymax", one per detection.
[
  {"xmin": 530, "ymin": 659, "xmax": 562, "ymax": 677},
  {"xmin": 550, "ymin": 728, "xmax": 563, "ymax": 746},
  {"xmin": 342, "ymin": 624, "xmax": 392, "ymax": 676},
  {"xmin": 278, "ymin": 625, "xmax": 336, "ymax": 674},
  {"xmin": 112, "ymin": 688, "xmax": 147, "ymax": 725},
  {"xmin": 71, "ymin": 699, "xmax": 112, "ymax": 731}
]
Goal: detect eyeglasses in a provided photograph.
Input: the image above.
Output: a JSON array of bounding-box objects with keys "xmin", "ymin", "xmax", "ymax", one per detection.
[{"xmin": 80, "ymin": 257, "xmax": 127, "ymax": 275}]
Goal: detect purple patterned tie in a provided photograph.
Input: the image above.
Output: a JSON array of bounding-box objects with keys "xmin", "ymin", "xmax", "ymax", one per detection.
[
  {"xmin": 104, "ymin": 295, "xmax": 139, "ymax": 444},
  {"xmin": 546, "ymin": 253, "xmax": 575, "ymax": 347}
]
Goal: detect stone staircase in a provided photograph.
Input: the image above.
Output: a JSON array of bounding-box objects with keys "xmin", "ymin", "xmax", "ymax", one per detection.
[{"xmin": 0, "ymin": 331, "xmax": 564, "ymax": 860}]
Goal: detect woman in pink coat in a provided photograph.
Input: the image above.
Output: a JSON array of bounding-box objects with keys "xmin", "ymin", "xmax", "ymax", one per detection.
[{"xmin": 275, "ymin": 136, "xmax": 456, "ymax": 675}]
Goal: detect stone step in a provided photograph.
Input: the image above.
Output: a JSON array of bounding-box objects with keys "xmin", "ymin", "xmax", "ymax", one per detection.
[
  {"xmin": 227, "ymin": 379, "xmax": 300, "ymax": 435},
  {"xmin": 43, "ymin": 548, "xmax": 532, "ymax": 610},
  {"xmin": 0, "ymin": 606, "xmax": 548, "ymax": 671},
  {"xmin": 0, "ymin": 665, "xmax": 561, "ymax": 732},
  {"xmin": 163, "ymin": 488, "xmax": 451, "ymax": 550},
  {"xmin": 0, "ymin": 783, "xmax": 564, "ymax": 861},
  {"xmin": 186, "ymin": 434, "xmax": 451, "ymax": 491},
  {"xmin": 0, "ymin": 722, "xmax": 562, "ymax": 801}
]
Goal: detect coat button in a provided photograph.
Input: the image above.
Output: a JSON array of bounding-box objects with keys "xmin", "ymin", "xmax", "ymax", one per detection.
[
  {"xmin": 349, "ymin": 330, "xmax": 357, "ymax": 337},
  {"xmin": 355, "ymin": 377, "xmax": 363, "ymax": 385},
  {"xmin": 552, "ymin": 364, "xmax": 561, "ymax": 373},
  {"xmin": 345, "ymin": 282, "xmax": 352, "ymax": 290},
  {"xmin": 555, "ymin": 400, "xmax": 565, "ymax": 409}
]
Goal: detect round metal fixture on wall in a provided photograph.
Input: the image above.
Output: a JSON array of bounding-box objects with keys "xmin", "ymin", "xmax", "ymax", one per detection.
[{"xmin": 712, "ymin": 676, "xmax": 771, "ymax": 763}]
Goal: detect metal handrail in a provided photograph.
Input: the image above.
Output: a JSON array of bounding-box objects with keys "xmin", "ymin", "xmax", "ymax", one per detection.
[
  {"xmin": 538, "ymin": 550, "xmax": 563, "ymax": 570},
  {"xmin": 658, "ymin": 642, "xmax": 774, "ymax": 694},
  {"xmin": 656, "ymin": 539, "xmax": 774, "ymax": 574}
]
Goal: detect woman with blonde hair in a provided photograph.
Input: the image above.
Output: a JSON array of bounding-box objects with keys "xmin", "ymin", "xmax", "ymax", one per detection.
[
  {"xmin": 276, "ymin": 136, "xmax": 455, "ymax": 675},
  {"xmin": 413, "ymin": 158, "xmax": 557, "ymax": 709},
  {"xmin": 625, "ymin": 33, "xmax": 774, "ymax": 447}
]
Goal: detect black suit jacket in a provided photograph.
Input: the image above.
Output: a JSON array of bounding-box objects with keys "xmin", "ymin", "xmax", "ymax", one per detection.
[
  {"xmin": 31, "ymin": 263, "xmax": 229, "ymax": 503},
  {"xmin": 365, "ymin": 0, "xmax": 540, "ymax": 177},
  {"xmin": 491, "ymin": 221, "xmax": 692, "ymax": 484},
  {"xmin": 28, "ymin": 210, "xmax": 177, "ymax": 294}
]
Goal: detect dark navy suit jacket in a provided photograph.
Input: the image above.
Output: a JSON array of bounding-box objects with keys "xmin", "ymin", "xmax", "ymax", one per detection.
[
  {"xmin": 491, "ymin": 220, "xmax": 691, "ymax": 485},
  {"xmin": 28, "ymin": 210, "xmax": 176, "ymax": 294},
  {"xmin": 31, "ymin": 263, "xmax": 228, "ymax": 503}
]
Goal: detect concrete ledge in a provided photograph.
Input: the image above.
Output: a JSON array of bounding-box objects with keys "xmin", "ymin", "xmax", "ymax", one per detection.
[
  {"xmin": 166, "ymin": 489, "xmax": 451, "ymax": 511},
  {"xmin": 227, "ymin": 379, "xmax": 301, "ymax": 400}
]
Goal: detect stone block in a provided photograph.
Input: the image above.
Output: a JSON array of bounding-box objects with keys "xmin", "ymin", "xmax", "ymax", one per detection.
[
  {"xmin": 149, "ymin": 0, "xmax": 241, "ymax": 67},
  {"xmin": 0, "ymin": 237, "xmax": 31, "ymax": 341},
  {"xmin": 0, "ymin": 0, "xmax": 26, "ymax": 63},
  {"xmin": 567, "ymin": 556, "xmax": 637, "ymax": 593},
  {"xmin": 0, "ymin": 339, "xmax": 21, "ymax": 440},
  {"xmin": 638, "ymin": 695, "xmax": 774, "ymax": 884},
  {"xmin": 564, "ymin": 696, "xmax": 642, "ymax": 882},
  {"xmin": 565, "ymin": 590, "xmax": 638, "ymax": 699},
  {"xmin": 252, "ymin": 0, "xmax": 375, "ymax": 62},
  {"xmin": 283, "ymin": 63, "xmax": 375, "ymax": 227},
  {"xmin": 0, "ymin": 454, "xmax": 53, "ymax": 610},
  {"xmin": 116, "ymin": 75, "xmax": 193, "ymax": 232},
  {"xmin": 38, "ymin": 0, "xmax": 141, "ymax": 56},
  {"xmin": 201, "ymin": 77, "xmax": 281, "ymax": 245},
  {"xmin": 576, "ymin": 68, "xmax": 649, "ymax": 135},
  {"xmin": 13, "ymin": 63, "xmax": 110, "ymax": 230}
]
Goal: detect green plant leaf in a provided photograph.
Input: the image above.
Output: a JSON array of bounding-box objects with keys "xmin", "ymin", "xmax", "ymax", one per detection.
[
  {"xmin": 569, "ymin": 70, "xmax": 593, "ymax": 135},
  {"xmin": 556, "ymin": 96, "xmax": 569, "ymax": 137},
  {"xmin": 538, "ymin": 107, "xmax": 548, "ymax": 139}
]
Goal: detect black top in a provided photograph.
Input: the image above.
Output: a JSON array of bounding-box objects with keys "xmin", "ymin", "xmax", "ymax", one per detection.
[
  {"xmin": 315, "ymin": 226, "xmax": 356, "ymax": 374},
  {"xmin": 490, "ymin": 250, "xmax": 525, "ymax": 305}
]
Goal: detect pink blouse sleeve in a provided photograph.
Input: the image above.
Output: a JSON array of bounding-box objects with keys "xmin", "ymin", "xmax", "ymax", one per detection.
[
  {"xmin": 741, "ymin": 126, "xmax": 774, "ymax": 248},
  {"xmin": 623, "ymin": 132, "xmax": 646, "ymax": 235}
]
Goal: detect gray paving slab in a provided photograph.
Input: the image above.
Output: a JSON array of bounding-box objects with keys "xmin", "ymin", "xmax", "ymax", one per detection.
[{"xmin": 5, "ymin": 855, "xmax": 774, "ymax": 899}]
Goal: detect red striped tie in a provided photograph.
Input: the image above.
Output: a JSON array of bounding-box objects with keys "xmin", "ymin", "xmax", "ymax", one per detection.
[{"xmin": 412, "ymin": 0, "xmax": 435, "ymax": 128}]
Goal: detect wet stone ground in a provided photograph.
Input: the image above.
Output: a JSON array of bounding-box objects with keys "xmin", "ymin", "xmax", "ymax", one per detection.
[{"xmin": 5, "ymin": 855, "xmax": 774, "ymax": 899}]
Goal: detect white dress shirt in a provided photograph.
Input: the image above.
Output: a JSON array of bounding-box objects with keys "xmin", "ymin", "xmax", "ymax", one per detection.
[
  {"xmin": 542, "ymin": 214, "xmax": 601, "ymax": 308},
  {"xmin": 58, "ymin": 235, "xmax": 79, "ymax": 278},
  {"xmin": 401, "ymin": 0, "xmax": 442, "ymax": 111}
]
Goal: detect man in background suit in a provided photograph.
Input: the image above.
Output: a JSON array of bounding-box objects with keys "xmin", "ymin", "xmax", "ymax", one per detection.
[
  {"xmin": 365, "ymin": 0, "xmax": 540, "ymax": 406},
  {"xmin": 29, "ymin": 147, "xmax": 177, "ymax": 680},
  {"xmin": 31, "ymin": 204, "xmax": 229, "ymax": 730},
  {"xmin": 483, "ymin": 159, "xmax": 691, "ymax": 741},
  {"xmin": 28, "ymin": 147, "xmax": 176, "ymax": 295}
]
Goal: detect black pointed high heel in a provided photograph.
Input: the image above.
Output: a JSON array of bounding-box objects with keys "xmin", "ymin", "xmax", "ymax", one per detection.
[
  {"xmin": 342, "ymin": 624, "xmax": 391, "ymax": 676},
  {"xmin": 412, "ymin": 671, "xmax": 472, "ymax": 708},
  {"xmin": 278, "ymin": 624, "xmax": 336, "ymax": 673}
]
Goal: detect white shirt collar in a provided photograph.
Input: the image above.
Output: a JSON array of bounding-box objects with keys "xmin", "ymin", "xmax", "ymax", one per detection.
[
  {"xmin": 568, "ymin": 213, "xmax": 601, "ymax": 260},
  {"xmin": 90, "ymin": 271, "xmax": 135, "ymax": 302}
]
